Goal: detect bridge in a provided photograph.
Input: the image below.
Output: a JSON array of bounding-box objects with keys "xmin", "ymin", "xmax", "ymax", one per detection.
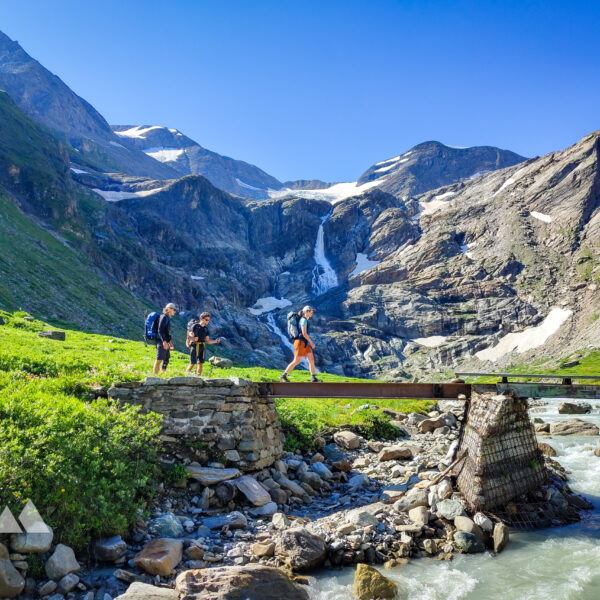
[{"xmin": 259, "ymin": 373, "xmax": 600, "ymax": 400}]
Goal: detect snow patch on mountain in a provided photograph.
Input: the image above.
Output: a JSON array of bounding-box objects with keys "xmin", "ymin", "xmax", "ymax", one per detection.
[
  {"xmin": 413, "ymin": 336, "xmax": 447, "ymax": 348},
  {"xmin": 115, "ymin": 125, "xmax": 164, "ymax": 139},
  {"xmin": 475, "ymin": 307, "xmax": 572, "ymax": 362},
  {"xmin": 531, "ymin": 211, "xmax": 552, "ymax": 223},
  {"xmin": 92, "ymin": 187, "xmax": 166, "ymax": 202},
  {"xmin": 236, "ymin": 178, "xmax": 263, "ymax": 191},
  {"xmin": 349, "ymin": 253, "xmax": 380, "ymax": 277},
  {"xmin": 144, "ymin": 147, "xmax": 185, "ymax": 162},
  {"xmin": 248, "ymin": 296, "xmax": 292, "ymax": 315},
  {"xmin": 269, "ymin": 178, "xmax": 385, "ymax": 203}
]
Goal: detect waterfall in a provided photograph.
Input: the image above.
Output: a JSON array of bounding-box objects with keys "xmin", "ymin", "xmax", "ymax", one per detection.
[{"xmin": 311, "ymin": 212, "xmax": 338, "ymax": 295}]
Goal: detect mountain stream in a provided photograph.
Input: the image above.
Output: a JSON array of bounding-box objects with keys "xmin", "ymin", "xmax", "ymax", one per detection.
[{"xmin": 307, "ymin": 397, "xmax": 600, "ymax": 599}]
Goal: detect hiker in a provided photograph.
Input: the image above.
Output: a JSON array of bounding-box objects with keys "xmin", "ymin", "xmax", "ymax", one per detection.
[
  {"xmin": 185, "ymin": 311, "xmax": 221, "ymax": 376},
  {"xmin": 153, "ymin": 303, "xmax": 178, "ymax": 374},
  {"xmin": 280, "ymin": 305, "xmax": 321, "ymax": 382}
]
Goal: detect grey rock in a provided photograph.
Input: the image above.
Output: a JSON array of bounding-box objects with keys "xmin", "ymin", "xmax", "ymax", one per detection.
[
  {"xmin": 38, "ymin": 580, "xmax": 58, "ymax": 596},
  {"xmin": 348, "ymin": 474, "xmax": 369, "ymax": 489},
  {"xmin": 10, "ymin": 527, "xmax": 54, "ymax": 553},
  {"xmin": 378, "ymin": 445, "xmax": 414, "ymax": 461},
  {"xmin": 345, "ymin": 510, "xmax": 379, "ymax": 528},
  {"xmin": 272, "ymin": 512, "xmax": 291, "ymax": 529},
  {"xmin": 38, "ymin": 330, "xmax": 66, "ymax": 341},
  {"xmin": 493, "ymin": 522, "xmax": 510, "ymax": 553},
  {"xmin": 235, "ymin": 476, "xmax": 272, "ymax": 506},
  {"xmin": 148, "ymin": 513, "xmax": 184, "ymax": 538},
  {"xmin": 321, "ymin": 444, "xmax": 346, "ymax": 463},
  {"xmin": 0, "ymin": 558, "xmax": 25, "ymax": 598},
  {"xmin": 209, "ymin": 356, "xmax": 234, "ymax": 368},
  {"xmin": 558, "ymin": 401, "xmax": 592, "ymax": 414},
  {"xmin": 274, "ymin": 528, "xmax": 327, "ymax": 571},
  {"xmin": 393, "ymin": 488, "xmax": 428, "ymax": 512},
  {"xmin": 550, "ymin": 420, "xmax": 599, "ymax": 436},
  {"xmin": 203, "ymin": 511, "xmax": 248, "ymax": 530},
  {"xmin": 437, "ymin": 499, "xmax": 466, "ymax": 520},
  {"xmin": 185, "ymin": 466, "xmax": 241, "ymax": 485},
  {"xmin": 45, "ymin": 544, "xmax": 80, "ymax": 580},
  {"xmin": 453, "ymin": 531, "xmax": 485, "ymax": 553},
  {"xmin": 278, "ymin": 476, "xmax": 306, "ymax": 497},
  {"xmin": 57, "ymin": 573, "xmax": 79, "ymax": 594},
  {"xmin": 310, "ymin": 462, "xmax": 333, "ymax": 480},
  {"xmin": 473, "ymin": 512, "xmax": 494, "ymax": 533},
  {"xmin": 114, "ymin": 582, "xmax": 179, "ymax": 600},
  {"xmin": 248, "ymin": 501, "xmax": 278, "ymax": 517},
  {"xmin": 333, "ymin": 430, "xmax": 361, "ymax": 450},
  {"xmin": 93, "ymin": 535, "xmax": 127, "ymax": 562}
]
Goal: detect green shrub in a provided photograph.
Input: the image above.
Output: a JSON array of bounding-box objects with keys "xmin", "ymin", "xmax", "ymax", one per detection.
[
  {"xmin": 356, "ymin": 410, "xmax": 402, "ymax": 440},
  {"xmin": 0, "ymin": 389, "xmax": 162, "ymax": 550}
]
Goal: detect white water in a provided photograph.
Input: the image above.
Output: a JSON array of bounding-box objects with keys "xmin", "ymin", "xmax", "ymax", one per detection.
[
  {"xmin": 308, "ymin": 397, "xmax": 600, "ymax": 599},
  {"xmin": 312, "ymin": 213, "xmax": 338, "ymax": 295}
]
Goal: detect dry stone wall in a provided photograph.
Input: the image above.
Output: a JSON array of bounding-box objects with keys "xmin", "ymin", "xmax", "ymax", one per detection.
[{"xmin": 107, "ymin": 377, "xmax": 283, "ymax": 471}]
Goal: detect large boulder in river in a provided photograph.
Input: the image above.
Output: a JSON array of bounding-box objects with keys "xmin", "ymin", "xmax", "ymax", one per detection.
[
  {"xmin": 115, "ymin": 582, "xmax": 178, "ymax": 600},
  {"xmin": 274, "ymin": 528, "xmax": 327, "ymax": 571},
  {"xmin": 550, "ymin": 419, "xmax": 599, "ymax": 436},
  {"xmin": 175, "ymin": 564, "xmax": 309, "ymax": 600},
  {"xmin": 558, "ymin": 401, "xmax": 592, "ymax": 414},
  {"xmin": 353, "ymin": 563, "xmax": 400, "ymax": 600}
]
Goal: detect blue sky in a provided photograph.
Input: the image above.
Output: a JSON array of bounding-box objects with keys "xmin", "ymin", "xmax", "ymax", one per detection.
[{"xmin": 1, "ymin": 0, "xmax": 599, "ymax": 182}]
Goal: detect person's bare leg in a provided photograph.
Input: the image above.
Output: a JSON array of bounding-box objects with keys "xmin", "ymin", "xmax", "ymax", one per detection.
[
  {"xmin": 153, "ymin": 360, "xmax": 162, "ymax": 374},
  {"xmin": 284, "ymin": 356, "xmax": 301, "ymax": 375},
  {"xmin": 196, "ymin": 363, "xmax": 203, "ymax": 376},
  {"xmin": 186, "ymin": 363, "xmax": 194, "ymax": 374},
  {"xmin": 307, "ymin": 353, "xmax": 316, "ymax": 376}
]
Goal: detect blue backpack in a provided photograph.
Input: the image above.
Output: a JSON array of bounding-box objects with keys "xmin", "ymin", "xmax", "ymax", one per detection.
[{"xmin": 144, "ymin": 312, "xmax": 161, "ymax": 342}]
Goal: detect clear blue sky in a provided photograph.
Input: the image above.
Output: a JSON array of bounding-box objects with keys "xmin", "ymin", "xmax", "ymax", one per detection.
[{"xmin": 1, "ymin": 0, "xmax": 598, "ymax": 182}]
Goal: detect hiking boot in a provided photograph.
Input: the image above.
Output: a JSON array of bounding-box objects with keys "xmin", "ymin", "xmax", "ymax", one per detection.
[
  {"xmin": 279, "ymin": 373, "xmax": 289, "ymax": 382},
  {"xmin": 311, "ymin": 375, "xmax": 321, "ymax": 383}
]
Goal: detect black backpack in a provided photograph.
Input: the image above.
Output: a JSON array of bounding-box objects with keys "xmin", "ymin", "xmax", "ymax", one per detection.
[
  {"xmin": 186, "ymin": 318, "xmax": 199, "ymax": 348},
  {"xmin": 287, "ymin": 312, "xmax": 301, "ymax": 340}
]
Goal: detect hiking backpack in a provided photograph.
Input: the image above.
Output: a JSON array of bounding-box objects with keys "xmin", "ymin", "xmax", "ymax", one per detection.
[
  {"xmin": 287, "ymin": 311, "xmax": 301, "ymax": 340},
  {"xmin": 144, "ymin": 312, "xmax": 161, "ymax": 342},
  {"xmin": 186, "ymin": 318, "xmax": 199, "ymax": 348}
]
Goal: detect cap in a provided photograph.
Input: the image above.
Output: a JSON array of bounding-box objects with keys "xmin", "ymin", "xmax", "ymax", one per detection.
[
  {"xmin": 165, "ymin": 302, "xmax": 178, "ymax": 311},
  {"xmin": 302, "ymin": 305, "xmax": 316, "ymax": 313}
]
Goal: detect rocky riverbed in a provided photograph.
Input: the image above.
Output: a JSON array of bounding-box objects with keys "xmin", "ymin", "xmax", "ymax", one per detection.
[{"xmin": 1, "ymin": 399, "xmax": 595, "ymax": 600}]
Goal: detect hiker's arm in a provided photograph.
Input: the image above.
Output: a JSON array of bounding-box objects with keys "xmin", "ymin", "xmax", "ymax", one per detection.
[
  {"xmin": 206, "ymin": 335, "xmax": 221, "ymax": 344},
  {"xmin": 301, "ymin": 323, "xmax": 314, "ymax": 348}
]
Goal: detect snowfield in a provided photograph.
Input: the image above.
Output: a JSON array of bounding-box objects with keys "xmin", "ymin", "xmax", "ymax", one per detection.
[
  {"xmin": 349, "ymin": 253, "xmax": 380, "ymax": 277},
  {"xmin": 475, "ymin": 307, "xmax": 572, "ymax": 362},
  {"xmin": 144, "ymin": 147, "xmax": 185, "ymax": 162},
  {"xmin": 248, "ymin": 296, "xmax": 292, "ymax": 315}
]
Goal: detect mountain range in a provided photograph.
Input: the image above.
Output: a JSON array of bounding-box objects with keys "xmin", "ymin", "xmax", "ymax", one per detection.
[{"xmin": 1, "ymin": 28, "xmax": 597, "ymax": 378}]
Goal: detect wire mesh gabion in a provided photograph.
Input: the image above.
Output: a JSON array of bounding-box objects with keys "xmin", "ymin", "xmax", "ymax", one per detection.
[{"xmin": 456, "ymin": 392, "xmax": 547, "ymax": 513}]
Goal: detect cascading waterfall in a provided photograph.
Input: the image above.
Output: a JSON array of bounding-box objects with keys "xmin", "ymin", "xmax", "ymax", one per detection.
[{"xmin": 311, "ymin": 212, "xmax": 338, "ymax": 295}]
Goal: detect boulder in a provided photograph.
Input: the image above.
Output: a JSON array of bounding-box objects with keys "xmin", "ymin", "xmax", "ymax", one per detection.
[
  {"xmin": 437, "ymin": 498, "xmax": 466, "ymax": 520},
  {"xmin": 473, "ymin": 513, "xmax": 494, "ymax": 533},
  {"xmin": 408, "ymin": 506, "xmax": 429, "ymax": 525},
  {"xmin": 310, "ymin": 462, "xmax": 333, "ymax": 480},
  {"xmin": 558, "ymin": 401, "xmax": 592, "ymax": 414},
  {"xmin": 378, "ymin": 445, "xmax": 414, "ymax": 461},
  {"xmin": 549, "ymin": 420, "xmax": 599, "ymax": 436},
  {"xmin": 300, "ymin": 471, "xmax": 324, "ymax": 490},
  {"xmin": 437, "ymin": 478, "xmax": 453, "ymax": 499},
  {"xmin": 406, "ymin": 413, "xmax": 428, "ymax": 426},
  {"xmin": 418, "ymin": 416, "xmax": 446, "ymax": 433},
  {"xmin": 393, "ymin": 488, "xmax": 428, "ymax": 512},
  {"xmin": 10, "ymin": 527, "xmax": 53, "ymax": 553},
  {"xmin": 93, "ymin": 535, "xmax": 127, "ymax": 562},
  {"xmin": 252, "ymin": 542, "xmax": 275, "ymax": 557},
  {"xmin": 134, "ymin": 539, "xmax": 183, "ymax": 576},
  {"xmin": 248, "ymin": 502, "xmax": 278, "ymax": 517},
  {"xmin": 148, "ymin": 513, "xmax": 184, "ymax": 538},
  {"xmin": 334, "ymin": 430, "xmax": 362, "ymax": 450},
  {"xmin": 493, "ymin": 522, "xmax": 510, "ymax": 553},
  {"xmin": 185, "ymin": 466, "xmax": 241, "ymax": 486},
  {"xmin": 595, "ymin": 445, "xmax": 600, "ymax": 458},
  {"xmin": 454, "ymin": 516, "xmax": 486, "ymax": 544},
  {"xmin": 348, "ymin": 474, "xmax": 369, "ymax": 489},
  {"xmin": 278, "ymin": 476, "xmax": 306, "ymax": 497},
  {"xmin": 209, "ymin": 356, "xmax": 234, "ymax": 368},
  {"xmin": 275, "ymin": 528, "xmax": 327, "ymax": 571},
  {"xmin": 453, "ymin": 531, "xmax": 485, "ymax": 554},
  {"xmin": 38, "ymin": 330, "xmax": 66, "ymax": 341},
  {"xmin": 115, "ymin": 582, "xmax": 179, "ymax": 600},
  {"xmin": 346, "ymin": 510, "xmax": 379, "ymax": 528},
  {"xmin": 45, "ymin": 544, "xmax": 81, "ymax": 580},
  {"xmin": 0, "ymin": 558, "xmax": 25, "ymax": 598},
  {"xmin": 203, "ymin": 511, "xmax": 248, "ymax": 530},
  {"xmin": 236, "ymin": 476, "xmax": 272, "ymax": 506},
  {"xmin": 537, "ymin": 442, "xmax": 557, "ymax": 457},
  {"xmin": 272, "ymin": 512, "xmax": 291, "ymax": 530},
  {"xmin": 321, "ymin": 444, "xmax": 346, "ymax": 463},
  {"xmin": 352, "ymin": 563, "xmax": 399, "ymax": 600},
  {"xmin": 175, "ymin": 564, "xmax": 309, "ymax": 600},
  {"xmin": 57, "ymin": 573, "xmax": 80, "ymax": 594}
]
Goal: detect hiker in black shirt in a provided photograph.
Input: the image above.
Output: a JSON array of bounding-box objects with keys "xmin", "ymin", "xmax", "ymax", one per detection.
[
  {"xmin": 186, "ymin": 311, "xmax": 221, "ymax": 376},
  {"xmin": 153, "ymin": 302, "xmax": 178, "ymax": 374}
]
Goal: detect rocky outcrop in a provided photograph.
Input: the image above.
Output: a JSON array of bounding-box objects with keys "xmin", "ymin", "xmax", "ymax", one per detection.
[{"xmin": 550, "ymin": 419, "xmax": 600, "ymax": 436}]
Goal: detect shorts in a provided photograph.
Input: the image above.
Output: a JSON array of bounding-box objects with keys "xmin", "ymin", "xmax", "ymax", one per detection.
[
  {"xmin": 293, "ymin": 339, "xmax": 313, "ymax": 359},
  {"xmin": 190, "ymin": 342, "xmax": 206, "ymax": 364},
  {"xmin": 156, "ymin": 344, "xmax": 170, "ymax": 367}
]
